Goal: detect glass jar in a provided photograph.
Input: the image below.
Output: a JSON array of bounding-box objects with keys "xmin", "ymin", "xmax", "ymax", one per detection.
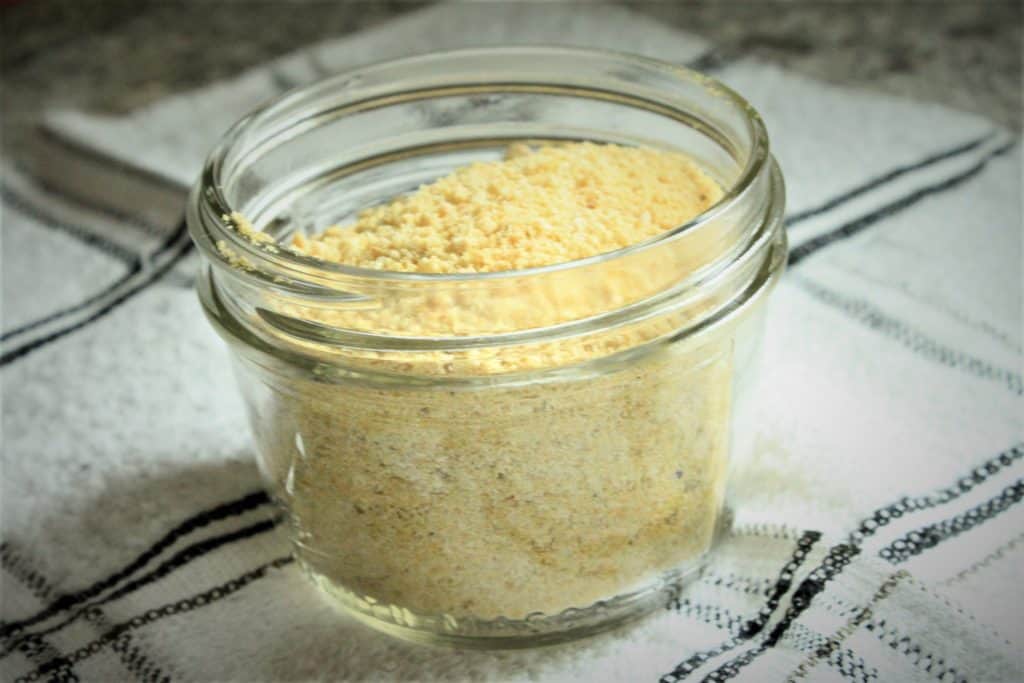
[{"xmin": 187, "ymin": 47, "xmax": 786, "ymax": 648}]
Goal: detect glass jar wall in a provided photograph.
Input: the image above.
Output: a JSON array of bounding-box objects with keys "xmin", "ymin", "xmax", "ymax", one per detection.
[{"xmin": 187, "ymin": 47, "xmax": 786, "ymax": 647}]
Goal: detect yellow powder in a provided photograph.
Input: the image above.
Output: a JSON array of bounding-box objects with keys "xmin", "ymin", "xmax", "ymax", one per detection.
[
  {"xmin": 265, "ymin": 349, "xmax": 732, "ymax": 623},
  {"xmin": 242, "ymin": 143, "xmax": 736, "ymax": 627},
  {"xmin": 246, "ymin": 143, "xmax": 728, "ymax": 374},
  {"xmin": 288, "ymin": 142, "xmax": 721, "ymax": 272}
]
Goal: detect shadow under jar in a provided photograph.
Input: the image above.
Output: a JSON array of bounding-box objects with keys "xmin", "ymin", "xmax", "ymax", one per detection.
[{"xmin": 187, "ymin": 47, "xmax": 786, "ymax": 648}]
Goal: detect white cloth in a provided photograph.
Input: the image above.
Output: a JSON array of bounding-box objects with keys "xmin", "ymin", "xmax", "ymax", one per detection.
[{"xmin": 2, "ymin": 3, "xmax": 1021, "ymax": 682}]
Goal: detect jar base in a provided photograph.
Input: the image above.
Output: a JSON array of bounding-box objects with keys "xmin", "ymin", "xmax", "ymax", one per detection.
[{"xmin": 300, "ymin": 558, "xmax": 709, "ymax": 650}]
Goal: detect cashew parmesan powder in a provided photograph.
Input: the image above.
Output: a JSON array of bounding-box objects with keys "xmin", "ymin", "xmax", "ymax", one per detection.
[{"xmin": 249, "ymin": 143, "xmax": 733, "ymax": 621}]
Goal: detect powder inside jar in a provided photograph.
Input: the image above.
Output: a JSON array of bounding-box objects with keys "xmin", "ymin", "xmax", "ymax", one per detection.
[
  {"xmin": 287, "ymin": 142, "xmax": 722, "ymax": 273},
  {"xmin": 247, "ymin": 142, "xmax": 734, "ymax": 622}
]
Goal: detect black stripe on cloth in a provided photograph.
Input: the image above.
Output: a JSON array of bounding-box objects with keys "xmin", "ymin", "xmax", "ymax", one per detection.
[
  {"xmin": 769, "ymin": 599, "xmax": 879, "ymax": 683},
  {"xmin": 785, "ymin": 132, "xmax": 994, "ymax": 228},
  {"xmin": 12, "ymin": 155, "xmax": 179, "ymax": 241},
  {"xmin": 107, "ymin": 631, "xmax": 170, "ymax": 683},
  {"xmin": 787, "ymin": 139, "xmax": 1016, "ymax": 268},
  {"xmin": 794, "ymin": 277, "xmax": 1024, "ymax": 395},
  {"xmin": 823, "ymin": 648, "xmax": 875, "ymax": 683},
  {"xmin": 79, "ymin": 607, "xmax": 169, "ymax": 683},
  {"xmin": 847, "ymin": 443, "xmax": 1022, "ymax": 546},
  {"xmin": 16, "ymin": 556, "xmax": 294, "ymax": 683},
  {"xmin": 714, "ymin": 446, "xmax": 1022, "ymax": 679},
  {"xmin": 0, "ymin": 543, "xmax": 169, "ymax": 683},
  {"xmin": 661, "ymin": 443, "xmax": 1023, "ymax": 682},
  {"xmin": 2, "ymin": 517, "xmax": 282, "ymax": 657},
  {"xmin": 942, "ymin": 529, "xmax": 1024, "ymax": 587},
  {"xmin": 785, "ymin": 570, "xmax": 908, "ymax": 682},
  {"xmin": 669, "ymin": 596, "xmax": 873, "ymax": 682},
  {"xmin": 700, "ymin": 564, "xmax": 907, "ymax": 680},
  {"xmin": 696, "ymin": 543, "xmax": 861, "ymax": 683},
  {"xmin": 825, "ymin": 590, "xmax": 987, "ymax": 680},
  {"xmin": 879, "ymin": 479, "xmax": 1024, "ymax": 564},
  {"xmin": 705, "ymin": 544, "xmax": 862, "ymax": 682},
  {"xmin": 0, "ymin": 221, "xmax": 193, "ymax": 367},
  {"xmin": 864, "ymin": 619, "xmax": 967, "ymax": 682},
  {"xmin": 659, "ymin": 530, "xmax": 821, "ymax": 682},
  {"xmin": 37, "ymin": 126, "xmax": 186, "ymax": 196},
  {"xmin": 706, "ymin": 446, "xmax": 1022, "ymax": 680},
  {"xmin": 0, "ymin": 544, "xmax": 56, "ymax": 607},
  {"xmin": 700, "ymin": 572, "xmax": 775, "ymax": 598},
  {"xmin": 788, "ymin": 626, "xmax": 877, "ymax": 683},
  {"xmin": 823, "ymin": 259, "xmax": 1024, "ymax": 357},
  {"xmin": 731, "ymin": 524, "xmax": 802, "ymax": 541},
  {"xmin": 2, "ymin": 210, "xmax": 191, "ymax": 344},
  {"xmin": 0, "ymin": 490, "xmax": 270, "ymax": 639},
  {"xmin": 149, "ymin": 212, "xmax": 193, "ymax": 257},
  {"xmin": 669, "ymin": 597, "xmax": 746, "ymax": 635},
  {"xmin": 1, "ymin": 262, "xmax": 143, "ymax": 343},
  {"xmin": 1, "ymin": 185, "xmax": 141, "ymax": 266},
  {"xmin": 0, "ymin": 544, "xmax": 80, "ymax": 683}
]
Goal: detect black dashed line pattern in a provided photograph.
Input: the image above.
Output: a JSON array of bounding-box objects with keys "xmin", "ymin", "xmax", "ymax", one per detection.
[
  {"xmin": 2, "ymin": 543, "xmax": 171, "ymax": 683},
  {"xmin": 660, "ymin": 443, "xmax": 1022, "ymax": 681},
  {"xmin": 796, "ymin": 278, "xmax": 1024, "ymax": 395},
  {"xmin": 880, "ymin": 479, "xmax": 1024, "ymax": 564},
  {"xmin": 660, "ymin": 530, "xmax": 821, "ymax": 682},
  {"xmin": 0, "ymin": 490, "xmax": 270, "ymax": 639},
  {"xmin": 15, "ymin": 556, "xmax": 294, "ymax": 683},
  {"xmin": 847, "ymin": 444, "xmax": 1023, "ymax": 546},
  {"xmin": 2, "ymin": 517, "xmax": 281, "ymax": 658},
  {"xmin": 822, "ymin": 594, "xmax": 978, "ymax": 683},
  {"xmin": 700, "ymin": 572, "xmax": 775, "ymax": 598},
  {"xmin": 698, "ymin": 543, "xmax": 860, "ymax": 682},
  {"xmin": 2, "ymin": 544, "xmax": 79, "ymax": 682},
  {"xmin": 665, "ymin": 594, "xmax": 872, "ymax": 681},
  {"xmin": 865, "ymin": 619, "xmax": 966, "ymax": 683}
]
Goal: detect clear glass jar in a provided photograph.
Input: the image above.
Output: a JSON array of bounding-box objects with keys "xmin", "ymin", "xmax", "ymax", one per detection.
[{"xmin": 187, "ymin": 47, "xmax": 786, "ymax": 648}]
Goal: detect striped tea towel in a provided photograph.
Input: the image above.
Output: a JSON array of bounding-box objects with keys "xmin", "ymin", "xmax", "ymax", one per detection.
[{"xmin": 2, "ymin": 3, "xmax": 1021, "ymax": 682}]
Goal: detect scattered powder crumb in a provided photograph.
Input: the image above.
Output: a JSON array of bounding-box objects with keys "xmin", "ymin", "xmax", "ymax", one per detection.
[
  {"xmin": 226, "ymin": 211, "xmax": 277, "ymax": 247},
  {"xmin": 215, "ymin": 212, "xmax": 279, "ymax": 270}
]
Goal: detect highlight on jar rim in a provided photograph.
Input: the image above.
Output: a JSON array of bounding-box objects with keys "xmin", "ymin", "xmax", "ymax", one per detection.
[{"xmin": 186, "ymin": 47, "xmax": 787, "ymax": 648}]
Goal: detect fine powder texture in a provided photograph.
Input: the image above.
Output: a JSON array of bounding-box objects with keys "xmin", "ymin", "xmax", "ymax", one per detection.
[
  {"xmin": 246, "ymin": 143, "xmax": 735, "ymax": 623},
  {"xmin": 256, "ymin": 347, "xmax": 732, "ymax": 622}
]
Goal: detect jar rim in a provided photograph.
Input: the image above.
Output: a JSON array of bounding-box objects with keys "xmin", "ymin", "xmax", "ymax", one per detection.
[{"xmin": 189, "ymin": 46, "xmax": 771, "ymax": 285}]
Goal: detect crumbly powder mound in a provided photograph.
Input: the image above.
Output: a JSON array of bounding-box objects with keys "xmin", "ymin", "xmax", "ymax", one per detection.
[{"xmin": 289, "ymin": 142, "xmax": 722, "ymax": 273}]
